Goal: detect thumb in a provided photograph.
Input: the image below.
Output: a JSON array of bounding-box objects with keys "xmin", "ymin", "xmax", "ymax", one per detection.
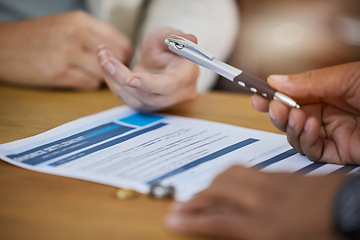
[
  {"xmin": 267, "ymin": 73, "xmax": 319, "ymax": 100},
  {"xmin": 267, "ymin": 62, "xmax": 360, "ymax": 101}
]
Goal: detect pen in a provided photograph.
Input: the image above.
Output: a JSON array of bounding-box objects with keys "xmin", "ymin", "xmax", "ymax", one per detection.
[{"xmin": 165, "ymin": 35, "xmax": 300, "ymax": 108}]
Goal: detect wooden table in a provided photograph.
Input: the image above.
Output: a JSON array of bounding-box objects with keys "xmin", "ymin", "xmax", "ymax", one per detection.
[{"xmin": 0, "ymin": 84, "xmax": 281, "ymax": 240}]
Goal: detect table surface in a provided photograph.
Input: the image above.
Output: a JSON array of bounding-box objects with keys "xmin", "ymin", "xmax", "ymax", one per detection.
[{"xmin": 0, "ymin": 84, "xmax": 282, "ymax": 240}]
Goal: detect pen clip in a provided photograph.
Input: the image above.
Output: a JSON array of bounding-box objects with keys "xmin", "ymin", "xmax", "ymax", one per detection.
[{"xmin": 165, "ymin": 35, "xmax": 214, "ymax": 60}]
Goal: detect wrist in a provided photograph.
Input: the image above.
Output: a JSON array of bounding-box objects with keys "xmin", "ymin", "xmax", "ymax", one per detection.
[{"xmin": 333, "ymin": 174, "xmax": 360, "ymax": 240}]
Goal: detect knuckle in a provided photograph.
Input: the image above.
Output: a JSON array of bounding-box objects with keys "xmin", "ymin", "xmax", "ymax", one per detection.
[
  {"xmin": 68, "ymin": 10, "xmax": 88, "ymax": 21},
  {"xmin": 227, "ymin": 165, "xmax": 243, "ymax": 172},
  {"xmin": 42, "ymin": 60, "xmax": 69, "ymax": 83},
  {"xmin": 65, "ymin": 12, "xmax": 89, "ymax": 37},
  {"xmin": 65, "ymin": 25, "xmax": 83, "ymax": 39},
  {"xmin": 60, "ymin": 44, "xmax": 79, "ymax": 55},
  {"xmin": 74, "ymin": 78, "xmax": 100, "ymax": 90},
  {"xmin": 218, "ymin": 165, "xmax": 243, "ymax": 178}
]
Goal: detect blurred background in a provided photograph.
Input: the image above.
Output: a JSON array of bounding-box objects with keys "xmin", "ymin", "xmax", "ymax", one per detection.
[{"xmin": 214, "ymin": 0, "xmax": 360, "ymax": 92}]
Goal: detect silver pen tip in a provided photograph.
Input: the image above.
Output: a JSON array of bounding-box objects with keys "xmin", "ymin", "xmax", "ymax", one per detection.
[{"xmin": 274, "ymin": 92, "xmax": 300, "ymax": 108}]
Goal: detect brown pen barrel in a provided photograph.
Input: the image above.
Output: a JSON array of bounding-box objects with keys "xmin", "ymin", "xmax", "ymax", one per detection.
[{"xmin": 233, "ymin": 72, "xmax": 276, "ymax": 100}]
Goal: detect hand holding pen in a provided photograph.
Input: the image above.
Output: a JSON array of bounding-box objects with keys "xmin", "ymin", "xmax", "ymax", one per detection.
[
  {"xmin": 165, "ymin": 35, "xmax": 300, "ymax": 109},
  {"xmin": 97, "ymin": 28, "xmax": 199, "ymax": 112},
  {"xmin": 165, "ymin": 37, "xmax": 360, "ymax": 165}
]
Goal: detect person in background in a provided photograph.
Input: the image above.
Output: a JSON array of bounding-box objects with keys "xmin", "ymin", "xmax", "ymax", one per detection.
[
  {"xmin": 0, "ymin": 0, "xmax": 239, "ymax": 110},
  {"xmin": 165, "ymin": 61, "xmax": 360, "ymax": 240}
]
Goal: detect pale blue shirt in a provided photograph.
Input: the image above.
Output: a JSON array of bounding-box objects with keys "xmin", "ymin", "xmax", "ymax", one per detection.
[{"xmin": 0, "ymin": 0, "xmax": 88, "ymax": 21}]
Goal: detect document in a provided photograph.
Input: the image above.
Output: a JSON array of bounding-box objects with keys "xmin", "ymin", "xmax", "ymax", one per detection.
[{"xmin": 0, "ymin": 106, "xmax": 358, "ymax": 201}]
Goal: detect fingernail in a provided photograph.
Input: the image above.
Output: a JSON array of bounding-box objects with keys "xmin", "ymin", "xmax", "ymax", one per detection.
[
  {"xmin": 165, "ymin": 214, "xmax": 182, "ymax": 227},
  {"xmin": 170, "ymin": 202, "xmax": 184, "ymax": 212},
  {"xmin": 97, "ymin": 44, "xmax": 106, "ymax": 50},
  {"xmin": 127, "ymin": 78, "xmax": 141, "ymax": 88},
  {"xmin": 101, "ymin": 59, "xmax": 116, "ymax": 75},
  {"xmin": 97, "ymin": 50, "xmax": 107, "ymax": 63},
  {"xmin": 97, "ymin": 50, "xmax": 109, "ymax": 63},
  {"xmin": 288, "ymin": 115, "xmax": 295, "ymax": 128},
  {"xmin": 269, "ymin": 107, "xmax": 275, "ymax": 122},
  {"xmin": 269, "ymin": 75, "xmax": 288, "ymax": 83},
  {"xmin": 97, "ymin": 49, "xmax": 108, "ymax": 56}
]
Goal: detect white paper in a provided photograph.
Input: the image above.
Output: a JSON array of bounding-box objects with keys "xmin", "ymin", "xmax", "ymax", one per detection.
[{"xmin": 0, "ymin": 106, "xmax": 358, "ymax": 201}]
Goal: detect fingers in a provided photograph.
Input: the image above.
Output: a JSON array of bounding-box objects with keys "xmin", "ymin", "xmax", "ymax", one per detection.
[
  {"xmin": 299, "ymin": 117, "xmax": 325, "ymax": 161},
  {"xmin": 250, "ymin": 94, "xmax": 270, "ymax": 112},
  {"xmin": 96, "ymin": 27, "xmax": 223, "ymax": 112},
  {"xmin": 97, "ymin": 44, "xmax": 197, "ymax": 111},
  {"xmin": 165, "ymin": 166, "xmax": 279, "ymax": 240},
  {"xmin": 66, "ymin": 11, "xmax": 134, "ymax": 62},
  {"xmin": 285, "ymin": 108, "xmax": 307, "ymax": 155},
  {"xmin": 65, "ymin": 48, "xmax": 103, "ymax": 80},
  {"xmin": 97, "ymin": 47, "xmax": 171, "ymax": 110},
  {"xmin": 277, "ymin": 105, "xmax": 331, "ymax": 163},
  {"xmin": 52, "ymin": 67, "xmax": 102, "ymax": 90},
  {"xmin": 132, "ymin": 55, "xmax": 198, "ymax": 95},
  {"xmin": 254, "ymin": 63, "xmax": 360, "ymax": 165},
  {"xmin": 127, "ymin": 72, "xmax": 197, "ymax": 109},
  {"xmin": 267, "ymin": 62, "xmax": 360, "ymax": 103},
  {"xmin": 98, "ymin": 55, "xmax": 145, "ymax": 109},
  {"xmin": 0, "ymin": 11, "xmax": 133, "ymax": 90},
  {"xmin": 55, "ymin": 43, "xmax": 104, "ymax": 88},
  {"xmin": 128, "ymin": 71, "xmax": 189, "ymax": 95},
  {"xmin": 268, "ymin": 100, "xmax": 290, "ymax": 132},
  {"xmin": 269, "ymin": 101, "xmax": 319, "ymax": 157},
  {"xmin": 268, "ymin": 101, "xmax": 326, "ymax": 160},
  {"xmin": 58, "ymin": 12, "xmax": 132, "ymax": 89},
  {"xmin": 174, "ymin": 166, "xmax": 267, "ymax": 215},
  {"xmin": 253, "ymin": 85, "xmax": 327, "ymax": 161},
  {"xmin": 165, "ymin": 209, "xmax": 252, "ymax": 240}
]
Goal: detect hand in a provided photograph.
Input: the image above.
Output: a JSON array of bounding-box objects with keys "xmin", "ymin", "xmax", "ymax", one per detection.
[
  {"xmin": 251, "ymin": 62, "xmax": 360, "ymax": 165},
  {"xmin": 165, "ymin": 165, "xmax": 346, "ymax": 240},
  {"xmin": 97, "ymin": 27, "xmax": 199, "ymax": 111},
  {"xmin": 0, "ymin": 11, "xmax": 133, "ymax": 90}
]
